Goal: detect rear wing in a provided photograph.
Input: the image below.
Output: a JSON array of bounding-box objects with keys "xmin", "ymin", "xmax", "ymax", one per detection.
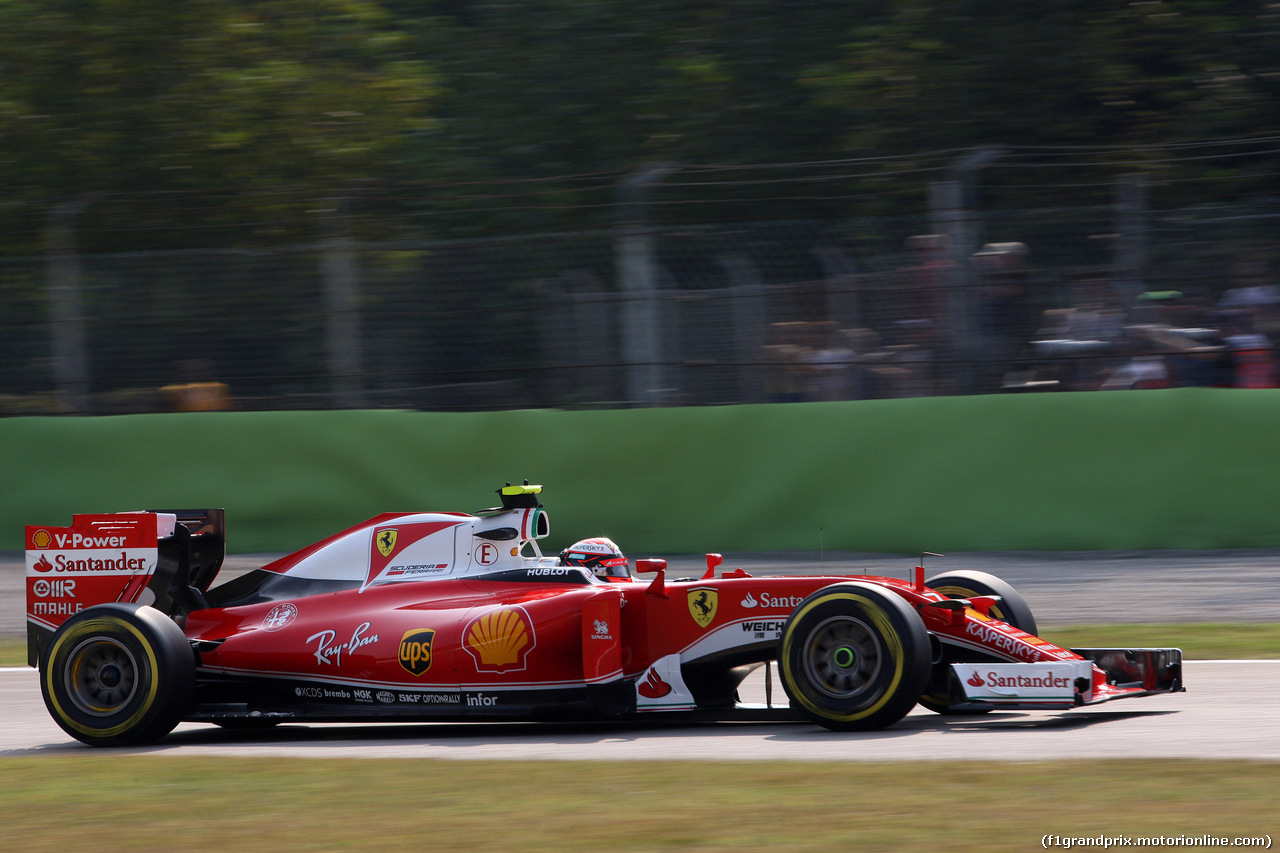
[{"xmin": 25, "ymin": 509, "xmax": 225, "ymax": 667}]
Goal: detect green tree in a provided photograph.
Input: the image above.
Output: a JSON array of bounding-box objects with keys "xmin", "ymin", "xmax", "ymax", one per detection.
[
  {"xmin": 0, "ymin": 0, "xmax": 439, "ymax": 250},
  {"xmin": 399, "ymin": 1, "xmax": 857, "ymax": 232},
  {"xmin": 801, "ymin": 0, "xmax": 1280, "ymax": 204}
]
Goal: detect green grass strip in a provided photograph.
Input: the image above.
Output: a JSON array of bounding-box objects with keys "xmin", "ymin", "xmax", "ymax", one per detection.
[
  {"xmin": 3, "ymin": 623, "xmax": 1278, "ymax": 668},
  {"xmin": 0, "ymin": 758, "xmax": 1275, "ymax": 852},
  {"xmin": 1, "ymin": 637, "xmax": 26, "ymax": 667},
  {"xmin": 1041, "ymin": 623, "xmax": 1280, "ymax": 660}
]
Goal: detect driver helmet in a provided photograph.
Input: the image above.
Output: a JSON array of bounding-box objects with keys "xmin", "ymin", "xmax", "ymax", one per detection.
[{"xmin": 559, "ymin": 537, "xmax": 630, "ymax": 580}]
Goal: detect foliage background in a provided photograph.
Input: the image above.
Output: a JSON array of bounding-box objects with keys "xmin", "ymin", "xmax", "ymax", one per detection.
[{"xmin": 2, "ymin": 0, "xmax": 1278, "ymax": 252}]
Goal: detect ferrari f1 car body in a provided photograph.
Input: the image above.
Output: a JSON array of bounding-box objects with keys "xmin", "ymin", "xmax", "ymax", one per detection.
[{"xmin": 25, "ymin": 485, "xmax": 1184, "ymax": 746}]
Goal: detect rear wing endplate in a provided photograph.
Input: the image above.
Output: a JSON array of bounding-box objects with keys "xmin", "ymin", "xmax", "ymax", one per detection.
[{"xmin": 25, "ymin": 509, "xmax": 225, "ymax": 667}]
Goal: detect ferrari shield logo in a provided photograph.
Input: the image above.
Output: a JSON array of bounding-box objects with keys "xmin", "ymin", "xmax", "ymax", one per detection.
[
  {"xmin": 688, "ymin": 588, "xmax": 718, "ymax": 628},
  {"xmin": 376, "ymin": 528, "xmax": 398, "ymax": 558}
]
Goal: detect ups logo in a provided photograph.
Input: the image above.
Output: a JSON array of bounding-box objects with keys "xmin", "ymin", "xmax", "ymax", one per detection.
[{"xmin": 398, "ymin": 628, "xmax": 436, "ymax": 676}]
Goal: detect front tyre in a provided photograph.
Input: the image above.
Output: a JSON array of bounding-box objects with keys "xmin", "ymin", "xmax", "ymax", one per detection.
[
  {"xmin": 924, "ymin": 570, "xmax": 1037, "ymax": 635},
  {"xmin": 920, "ymin": 570, "xmax": 1039, "ymax": 715},
  {"xmin": 778, "ymin": 582, "xmax": 930, "ymax": 731},
  {"xmin": 40, "ymin": 604, "xmax": 195, "ymax": 747}
]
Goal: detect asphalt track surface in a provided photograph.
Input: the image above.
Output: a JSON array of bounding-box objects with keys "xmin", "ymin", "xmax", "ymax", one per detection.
[
  {"xmin": 3, "ymin": 550, "xmax": 1279, "ymax": 759},
  {"xmin": 1, "ymin": 662, "xmax": 1275, "ymax": 759}
]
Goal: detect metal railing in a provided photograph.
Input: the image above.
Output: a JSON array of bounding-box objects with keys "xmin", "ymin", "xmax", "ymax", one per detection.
[{"xmin": 3, "ymin": 196, "xmax": 1277, "ymax": 414}]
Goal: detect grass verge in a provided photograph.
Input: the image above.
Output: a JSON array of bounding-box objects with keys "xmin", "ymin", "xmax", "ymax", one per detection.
[
  {"xmin": 2, "ymin": 623, "xmax": 1277, "ymax": 668},
  {"xmin": 1, "ymin": 636, "xmax": 25, "ymax": 666},
  {"xmin": 0, "ymin": 758, "xmax": 1275, "ymax": 852},
  {"xmin": 1041, "ymin": 622, "xmax": 1280, "ymax": 660}
]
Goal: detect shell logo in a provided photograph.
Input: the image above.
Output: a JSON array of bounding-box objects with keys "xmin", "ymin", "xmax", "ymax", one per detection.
[
  {"xmin": 31, "ymin": 529, "xmax": 52, "ymax": 549},
  {"xmin": 463, "ymin": 606, "xmax": 535, "ymax": 672}
]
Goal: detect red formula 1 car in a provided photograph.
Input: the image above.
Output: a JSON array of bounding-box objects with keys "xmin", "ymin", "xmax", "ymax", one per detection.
[{"xmin": 25, "ymin": 485, "xmax": 1183, "ymax": 746}]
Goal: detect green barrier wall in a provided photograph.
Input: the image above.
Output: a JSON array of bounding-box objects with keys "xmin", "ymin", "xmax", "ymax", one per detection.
[{"xmin": 3, "ymin": 388, "xmax": 1278, "ymax": 555}]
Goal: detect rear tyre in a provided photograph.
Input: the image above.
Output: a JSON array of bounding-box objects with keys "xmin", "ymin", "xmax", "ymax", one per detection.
[
  {"xmin": 920, "ymin": 570, "xmax": 1038, "ymax": 714},
  {"xmin": 40, "ymin": 604, "xmax": 195, "ymax": 747},
  {"xmin": 778, "ymin": 582, "xmax": 930, "ymax": 731}
]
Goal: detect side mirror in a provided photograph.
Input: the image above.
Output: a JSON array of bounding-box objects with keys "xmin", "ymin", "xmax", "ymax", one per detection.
[
  {"xmin": 635, "ymin": 558, "xmax": 667, "ymax": 575},
  {"xmin": 701, "ymin": 553, "xmax": 724, "ymax": 579}
]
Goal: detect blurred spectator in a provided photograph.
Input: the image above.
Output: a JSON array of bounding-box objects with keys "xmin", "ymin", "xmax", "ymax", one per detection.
[
  {"xmin": 842, "ymin": 328, "xmax": 880, "ymax": 400},
  {"xmin": 161, "ymin": 359, "xmax": 232, "ymax": 412},
  {"xmin": 975, "ymin": 242, "xmax": 1037, "ymax": 391},
  {"xmin": 1101, "ymin": 290, "xmax": 1230, "ymax": 390},
  {"xmin": 1218, "ymin": 258, "xmax": 1279, "ymax": 388},
  {"xmin": 1219, "ymin": 258, "xmax": 1279, "ymax": 327},
  {"xmin": 761, "ymin": 321, "xmax": 808, "ymax": 403},
  {"xmin": 887, "ymin": 319, "xmax": 938, "ymax": 397},
  {"xmin": 901, "ymin": 233, "xmax": 953, "ymax": 329},
  {"xmin": 1153, "ymin": 295, "xmax": 1230, "ymax": 388},
  {"xmin": 1222, "ymin": 311, "xmax": 1277, "ymax": 388},
  {"xmin": 1100, "ymin": 342, "xmax": 1171, "ymax": 390},
  {"xmin": 797, "ymin": 321, "xmax": 856, "ymax": 401},
  {"xmin": 853, "ymin": 319, "xmax": 938, "ymax": 398},
  {"xmin": 1013, "ymin": 276, "xmax": 1125, "ymax": 391}
]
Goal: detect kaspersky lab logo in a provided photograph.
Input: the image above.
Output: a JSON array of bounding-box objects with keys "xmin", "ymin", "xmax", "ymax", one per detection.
[{"xmin": 399, "ymin": 629, "xmax": 436, "ymax": 676}]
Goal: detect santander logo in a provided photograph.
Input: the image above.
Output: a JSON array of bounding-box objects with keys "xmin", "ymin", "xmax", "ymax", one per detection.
[
  {"xmin": 967, "ymin": 671, "xmax": 985, "ymax": 687},
  {"xmin": 33, "ymin": 554, "xmax": 53, "ymax": 573},
  {"xmin": 637, "ymin": 669, "xmax": 672, "ymax": 698}
]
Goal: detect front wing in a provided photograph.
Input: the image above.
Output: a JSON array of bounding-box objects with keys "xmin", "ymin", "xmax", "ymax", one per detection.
[{"xmin": 944, "ymin": 648, "xmax": 1183, "ymax": 712}]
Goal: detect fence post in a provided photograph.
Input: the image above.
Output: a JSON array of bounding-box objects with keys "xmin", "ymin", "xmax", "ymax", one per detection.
[
  {"xmin": 321, "ymin": 197, "xmax": 365, "ymax": 408},
  {"xmin": 813, "ymin": 247, "xmax": 861, "ymax": 330},
  {"xmin": 934, "ymin": 148, "xmax": 1004, "ymax": 394},
  {"xmin": 930, "ymin": 180, "xmax": 979, "ymax": 393},
  {"xmin": 718, "ymin": 255, "xmax": 767, "ymax": 404},
  {"xmin": 616, "ymin": 165, "xmax": 672, "ymax": 407},
  {"xmin": 1115, "ymin": 173, "xmax": 1149, "ymax": 302},
  {"xmin": 45, "ymin": 199, "xmax": 93, "ymax": 414}
]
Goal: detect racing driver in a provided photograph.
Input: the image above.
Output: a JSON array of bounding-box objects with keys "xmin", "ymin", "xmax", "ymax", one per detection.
[{"xmin": 559, "ymin": 537, "xmax": 632, "ymax": 582}]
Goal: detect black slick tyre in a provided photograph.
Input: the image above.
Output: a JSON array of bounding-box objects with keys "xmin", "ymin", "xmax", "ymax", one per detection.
[
  {"xmin": 778, "ymin": 582, "xmax": 930, "ymax": 731},
  {"xmin": 39, "ymin": 603, "xmax": 196, "ymax": 747},
  {"xmin": 924, "ymin": 570, "xmax": 1037, "ymax": 635},
  {"xmin": 920, "ymin": 570, "xmax": 1038, "ymax": 714}
]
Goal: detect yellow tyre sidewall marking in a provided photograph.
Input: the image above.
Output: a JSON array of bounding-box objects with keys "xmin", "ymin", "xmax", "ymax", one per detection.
[
  {"xmin": 933, "ymin": 584, "xmax": 1007, "ymax": 622},
  {"xmin": 923, "ymin": 583, "xmax": 1007, "ymax": 708},
  {"xmin": 781, "ymin": 591, "xmax": 906, "ymax": 723},
  {"xmin": 45, "ymin": 616, "xmax": 161, "ymax": 739}
]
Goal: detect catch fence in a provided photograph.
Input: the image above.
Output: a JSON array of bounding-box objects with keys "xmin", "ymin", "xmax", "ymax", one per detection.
[{"xmin": 2, "ymin": 197, "xmax": 1277, "ymax": 414}]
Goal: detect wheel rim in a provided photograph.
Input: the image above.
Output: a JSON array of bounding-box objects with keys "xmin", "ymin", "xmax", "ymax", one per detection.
[
  {"xmin": 802, "ymin": 615, "xmax": 883, "ymax": 699},
  {"xmin": 64, "ymin": 637, "xmax": 140, "ymax": 717}
]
